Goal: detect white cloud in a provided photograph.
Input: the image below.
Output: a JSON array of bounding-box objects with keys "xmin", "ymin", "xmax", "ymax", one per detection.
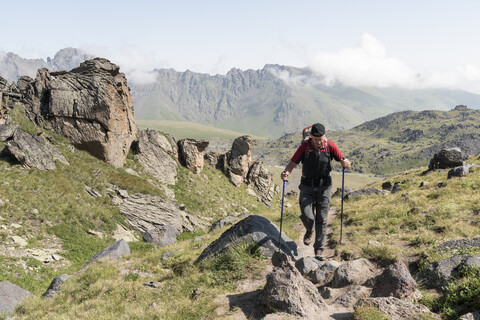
[{"xmin": 307, "ymin": 33, "xmax": 480, "ymax": 94}]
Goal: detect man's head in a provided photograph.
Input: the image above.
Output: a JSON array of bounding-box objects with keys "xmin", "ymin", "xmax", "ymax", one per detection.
[{"xmin": 310, "ymin": 123, "xmax": 325, "ymax": 137}]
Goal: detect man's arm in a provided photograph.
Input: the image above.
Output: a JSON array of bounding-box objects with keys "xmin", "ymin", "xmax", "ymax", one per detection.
[{"xmin": 281, "ymin": 161, "xmax": 297, "ymax": 181}]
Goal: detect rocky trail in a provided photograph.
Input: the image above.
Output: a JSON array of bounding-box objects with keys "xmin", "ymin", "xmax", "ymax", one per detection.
[{"xmin": 213, "ymin": 207, "xmax": 358, "ymax": 320}]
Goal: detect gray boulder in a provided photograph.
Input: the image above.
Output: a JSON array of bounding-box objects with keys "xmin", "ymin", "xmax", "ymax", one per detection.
[
  {"xmin": 332, "ymin": 258, "xmax": 380, "ymax": 288},
  {"xmin": 227, "ymin": 135, "xmax": 253, "ymax": 186},
  {"xmin": 178, "ymin": 138, "xmax": 209, "ymax": 174},
  {"xmin": 262, "ymin": 251, "xmax": 327, "ymax": 318},
  {"xmin": 371, "ymin": 260, "xmax": 418, "ymax": 300},
  {"xmin": 345, "ymin": 188, "xmax": 388, "ymax": 200},
  {"xmin": 0, "ymin": 123, "xmax": 17, "ymax": 141},
  {"xmin": 415, "ymin": 254, "xmax": 480, "ymax": 291},
  {"xmin": 143, "ymin": 225, "xmax": 179, "ymax": 248},
  {"xmin": 42, "ymin": 274, "xmax": 71, "ymax": 299},
  {"xmin": 5, "ymin": 128, "xmax": 69, "ymax": 170},
  {"xmin": 429, "ymin": 147, "xmax": 465, "ymax": 170},
  {"xmin": 356, "ymin": 297, "xmax": 441, "ymax": 320},
  {"xmin": 196, "ymin": 215, "xmax": 301, "ymax": 262},
  {"xmin": 246, "ymin": 160, "xmax": 273, "ymax": 204},
  {"xmin": 81, "ymin": 239, "xmax": 130, "ymax": 270},
  {"xmin": 295, "ymin": 257, "xmax": 340, "ymax": 285},
  {"xmin": 448, "ymin": 164, "xmax": 475, "ymax": 179},
  {"xmin": 135, "ymin": 129, "xmax": 178, "ymax": 185},
  {"xmin": 111, "ymin": 191, "xmax": 199, "ymax": 233},
  {"xmin": 333, "ymin": 285, "xmax": 371, "ymax": 308},
  {"xmin": 41, "ymin": 58, "xmax": 137, "ymax": 167},
  {"xmin": 0, "ymin": 281, "xmax": 33, "ymax": 316}
]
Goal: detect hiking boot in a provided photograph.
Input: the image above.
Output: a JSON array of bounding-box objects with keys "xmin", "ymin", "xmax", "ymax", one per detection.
[
  {"xmin": 303, "ymin": 231, "xmax": 313, "ymax": 245},
  {"xmin": 314, "ymin": 248, "xmax": 324, "ymax": 261}
]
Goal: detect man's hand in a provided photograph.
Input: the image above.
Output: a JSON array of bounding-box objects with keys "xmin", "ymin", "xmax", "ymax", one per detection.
[
  {"xmin": 281, "ymin": 171, "xmax": 289, "ymax": 181},
  {"xmin": 340, "ymin": 158, "xmax": 351, "ymax": 169}
]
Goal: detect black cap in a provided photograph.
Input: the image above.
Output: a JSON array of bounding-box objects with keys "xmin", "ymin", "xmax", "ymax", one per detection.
[{"xmin": 311, "ymin": 123, "xmax": 325, "ymax": 137}]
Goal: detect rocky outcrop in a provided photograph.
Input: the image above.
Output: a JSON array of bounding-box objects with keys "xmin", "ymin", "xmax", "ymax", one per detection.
[
  {"xmin": 246, "ymin": 160, "xmax": 274, "ymax": 204},
  {"xmin": 111, "ymin": 191, "xmax": 200, "ymax": 234},
  {"xmin": 262, "ymin": 252, "xmax": 327, "ymax": 318},
  {"xmin": 178, "ymin": 138, "xmax": 209, "ymax": 174},
  {"xmin": 356, "ymin": 297, "xmax": 441, "ymax": 320},
  {"xmin": 429, "ymin": 147, "xmax": 465, "ymax": 170},
  {"xmin": 0, "ymin": 281, "xmax": 33, "ymax": 316},
  {"xmin": 1, "ymin": 125, "xmax": 69, "ymax": 170},
  {"xmin": 227, "ymin": 135, "xmax": 253, "ymax": 186},
  {"xmin": 44, "ymin": 58, "xmax": 137, "ymax": 167},
  {"xmin": 135, "ymin": 129, "xmax": 178, "ymax": 185},
  {"xmin": 196, "ymin": 215, "xmax": 301, "ymax": 262}
]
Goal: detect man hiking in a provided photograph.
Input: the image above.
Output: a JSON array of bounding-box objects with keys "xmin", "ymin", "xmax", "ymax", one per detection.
[{"xmin": 281, "ymin": 123, "xmax": 351, "ymax": 261}]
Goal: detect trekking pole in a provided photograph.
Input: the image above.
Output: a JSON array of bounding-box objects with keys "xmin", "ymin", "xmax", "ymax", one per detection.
[
  {"xmin": 340, "ymin": 167, "xmax": 345, "ymax": 244},
  {"xmin": 277, "ymin": 180, "xmax": 286, "ymax": 252}
]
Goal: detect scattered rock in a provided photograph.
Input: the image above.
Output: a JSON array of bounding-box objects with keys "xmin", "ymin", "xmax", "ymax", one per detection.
[
  {"xmin": 143, "ymin": 280, "xmax": 161, "ymax": 288},
  {"xmin": 196, "ymin": 215, "xmax": 301, "ymax": 262},
  {"xmin": 11, "ymin": 236, "xmax": 28, "ymax": 247},
  {"xmin": 381, "ymin": 181, "xmax": 393, "ymax": 190},
  {"xmin": 42, "ymin": 274, "xmax": 71, "ymax": 298},
  {"xmin": 0, "ymin": 281, "xmax": 33, "ymax": 316},
  {"xmin": 209, "ymin": 215, "xmax": 239, "ymax": 232},
  {"xmin": 371, "ymin": 260, "xmax": 418, "ymax": 300},
  {"xmin": 332, "ymin": 258, "xmax": 380, "ymax": 288},
  {"xmin": 246, "ymin": 160, "xmax": 274, "ymax": 205},
  {"xmin": 448, "ymin": 164, "xmax": 475, "ymax": 179},
  {"xmin": 415, "ymin": 254, "xmax": 480, "ymax": 291},
  {"xmin": 459, "ymin": 311, "xmax": 480, "ymax": 320},
  {"xmin": 81, "ymin": 239, "xmax": 130, "ymax": 270},
  {"xmin": 345, "ymin": 188, "xmax": 388, "ymax": 200},
  {"xmin": 295, "ymin": 258, "xmax": 340, "ymax": 285},
  {"xmin": 143, "ymin": 225, "xmax": 179, "ymax": 248},
  {"xmin": 262, "ymin": 252, "xmax": 327, "ymax": 318},
  {"xmin": 227, "ymin": 135, "xmax": 253, "ymax": 186},
  {"xmin": 333, "ymin": 285, "xmax": 371, "ymax": 308}
]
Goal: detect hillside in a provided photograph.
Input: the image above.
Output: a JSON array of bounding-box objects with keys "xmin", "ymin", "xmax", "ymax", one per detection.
[
  {"xmin": 2, "ymin": 109, "xmax": 480, "ymax": 319},
  {"xmin": 255, "ymin": 105, "xmax": 480, "ymax": 176}
]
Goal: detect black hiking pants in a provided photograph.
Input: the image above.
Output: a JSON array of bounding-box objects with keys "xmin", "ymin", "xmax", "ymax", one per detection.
[{"xmin": 299, "ymin": 176, "xmax": 332, "ymax": 252}]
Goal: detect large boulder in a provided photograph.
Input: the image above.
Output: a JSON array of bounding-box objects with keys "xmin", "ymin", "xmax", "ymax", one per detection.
[
  {"xmin": 415, "ymin": 254, "xmax": 480, "ymax": 291},
  {"xmin": 178, "ymin": 138, "xmax": 209, "ymax": 174},
  {"xmin": 111, "ymin": 191, "xmax": 199, "ymax": 233},
  {"xmin": 4, "ymin": 127, "xmax": 69, "ymax": 170},
  {"xmin": 429, "ymin": 147, "xmax": 465, "ymax": 170},
  {"xmin": 247, "ymin": 160, "xmax": 274, "ymax": 204},
  {"xmin": 81, "ymin": 239, "xmax": 130, "ymax": 270},
  {"xmin": 227, "ymin": 135, "xmax": 253, "ymax": 186},
  {"xmin": 332, "ymin": 258, "xmax": 380, "ymax": 288},
  {"xmin": 0, "ymin": 281, "xmax": 33, "ymax": 316},
  {"xmin": 135, "ymin": 129, "xmax": 178, "ymax": 185},
  {"xmin": 196, "ymin": 215, "xmax": 301, "ymax": 262},
  {"xmin": 43, "ymin": 58, "xmax": 137, "ymax": 167},
  {"xmin": 262, "ymin": 252, "xmax": 327, "ymax": 318},
  {"xmin": 143, "ymin": 225, "xmax": 179, "ymax": 248},
  {"xmin": 448, "ymin": 164, "xmax": 475, "ymax": 179},
  {"xmin": 371, "ymin": 260, "xmax": 418, "ymax": 300}
]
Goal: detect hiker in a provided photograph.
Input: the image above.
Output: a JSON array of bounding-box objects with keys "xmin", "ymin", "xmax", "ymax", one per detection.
[{"xmin": 281, "ymin": 123, "xmax": 351, "ymax": 260}]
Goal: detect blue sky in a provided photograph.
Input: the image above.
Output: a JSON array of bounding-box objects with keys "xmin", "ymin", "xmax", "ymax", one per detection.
[{"xmin": 2, "ymin": 0, "xmax": 480, "ymax": 92}]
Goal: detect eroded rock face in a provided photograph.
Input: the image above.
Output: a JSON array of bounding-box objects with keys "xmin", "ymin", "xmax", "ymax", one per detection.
[
  {"xmin": 136, "ymin": 129, "xmax": 178, "ymax": 185},
  {"xmin": 178, "ymin": 138, "xmax": 209, "ymax": 174},
  {"xmin": 43, "ymin": 58, "xmax": 137, "ymax": 167},
  {"xmin": 227, "ymin": 135, "xmax": 253, "ymax": 186},
  {"xmin": 247, "ymin": 160, "xmax": 273, "ymax": 204}
]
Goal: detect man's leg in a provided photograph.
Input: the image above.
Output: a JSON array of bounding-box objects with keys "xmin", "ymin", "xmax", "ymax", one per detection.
[
  {"xmin": 299, "ymin": 185, "xmax": 315, "ymax": 245},
  {"xmin": 313, "ymin": 184, "xmax": 332, "ymax": 259}
]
